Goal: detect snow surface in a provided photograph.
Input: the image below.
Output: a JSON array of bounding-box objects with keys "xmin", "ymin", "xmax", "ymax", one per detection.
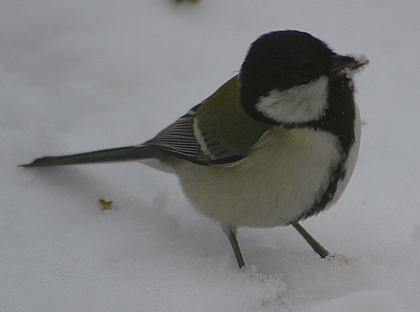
[{"xmin": 2, "ymin": 1, "xmax": 420, "ymax": 311}]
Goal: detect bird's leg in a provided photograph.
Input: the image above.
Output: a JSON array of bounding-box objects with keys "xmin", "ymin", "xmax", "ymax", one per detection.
[
  {"xmin": 228, "ymin": 231, "xmax": 246, "ymax": 268},
  {"xmin": 292, "ymin": 222, "xmax": 330, "ymax": 258},
  {"xmin": 222, "ymin": 223, "xmax": 245, "ymax": 268}
]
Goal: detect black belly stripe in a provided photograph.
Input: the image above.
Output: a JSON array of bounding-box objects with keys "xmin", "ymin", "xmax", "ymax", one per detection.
[{"xmin": 287, "ymin": 74, "xmax": 357, "ymax": 222}]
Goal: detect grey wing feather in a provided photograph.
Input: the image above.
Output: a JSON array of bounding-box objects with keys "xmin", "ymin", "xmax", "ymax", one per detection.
[
  {"xmin": 145, "ymin": 104, "xmax": 210, "ymax": 165},
  {"xmin": 145, "ymin": 104, "xmax": 256, "ymax": 166}
]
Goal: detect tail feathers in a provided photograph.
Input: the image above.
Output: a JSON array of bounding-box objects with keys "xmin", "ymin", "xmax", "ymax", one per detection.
[{"xmin": 20, "ymin": 145, "xmax": 159, "ymax": 168}]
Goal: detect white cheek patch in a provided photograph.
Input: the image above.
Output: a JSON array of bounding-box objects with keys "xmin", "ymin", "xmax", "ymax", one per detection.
[{"xmin": 255, "ymin": 76, "xmax": 329, "ymax": 124}]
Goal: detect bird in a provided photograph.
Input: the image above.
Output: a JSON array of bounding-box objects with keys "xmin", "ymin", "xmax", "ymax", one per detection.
[{"xmin": 20, "ymin": 30, "xmax": 368, "ymax": 268}]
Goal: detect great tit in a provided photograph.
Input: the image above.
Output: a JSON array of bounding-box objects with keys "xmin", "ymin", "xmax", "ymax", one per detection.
[{"xmin": 21, "ymin": 30, "xmax": 368, "ymax": 268}]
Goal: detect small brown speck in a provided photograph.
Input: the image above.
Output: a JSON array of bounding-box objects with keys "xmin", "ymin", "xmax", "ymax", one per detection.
[{"xmin": 99, "ymin": 199, "xmax": 113, "ymax": 211}]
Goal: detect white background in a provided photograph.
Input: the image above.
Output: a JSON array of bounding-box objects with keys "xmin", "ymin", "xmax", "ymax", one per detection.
[{"xmin": 1, "ymin": 1, "xmax": 420, "ymax": 311}]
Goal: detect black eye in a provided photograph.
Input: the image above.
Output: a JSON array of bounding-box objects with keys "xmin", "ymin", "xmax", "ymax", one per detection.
[{"xmin": 297, "ymin": 71, "xmax": 311, "ymax": 84}]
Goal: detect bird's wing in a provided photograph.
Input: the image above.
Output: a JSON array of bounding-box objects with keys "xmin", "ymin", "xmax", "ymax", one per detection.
[
  {"xmin": 146, "ymin": 76, "xmax": 270, "ymax": 166},
  {"xmin": 22, "ymin": 76, "xmax": 270, "ymax": 168}
]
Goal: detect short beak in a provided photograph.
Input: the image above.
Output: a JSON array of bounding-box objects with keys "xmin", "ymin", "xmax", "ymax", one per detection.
[{"xmin": 329, "ymin": 54, "xmax": 369, "ymax": 77}]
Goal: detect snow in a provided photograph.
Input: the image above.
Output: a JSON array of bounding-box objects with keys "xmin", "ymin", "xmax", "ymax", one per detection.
[{"xmin": 2, "ymin": 0, "xmax": 420, "ymax": 311}]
